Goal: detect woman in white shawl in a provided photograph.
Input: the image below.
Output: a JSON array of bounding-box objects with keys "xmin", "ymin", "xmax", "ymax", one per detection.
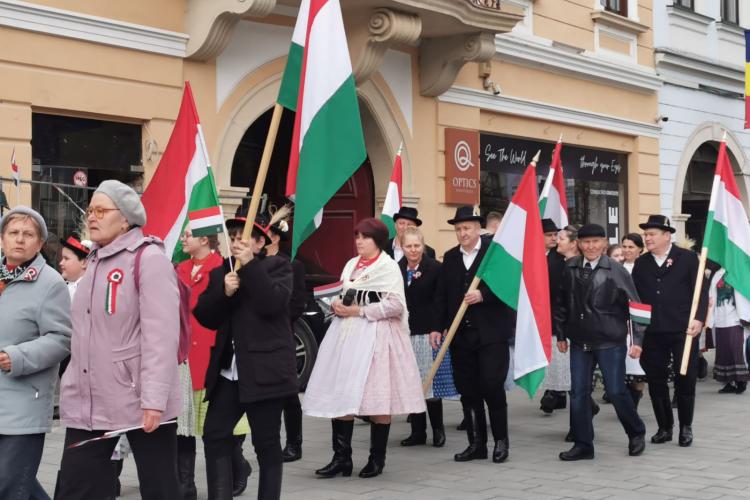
[{"xmin": 303, "ymin": 218, "xmax": 425, "ymax": 479}]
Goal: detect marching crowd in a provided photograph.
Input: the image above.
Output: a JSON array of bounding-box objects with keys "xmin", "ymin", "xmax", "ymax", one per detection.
[{"xmin": 1, "ymin": 180, "xmax": 748, "ymax": 500}]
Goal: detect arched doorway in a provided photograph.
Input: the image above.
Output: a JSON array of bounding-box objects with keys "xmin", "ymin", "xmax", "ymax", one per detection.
[{"xmin": 230, "ymin": 106, "xmax": 375, "ymax": 285}]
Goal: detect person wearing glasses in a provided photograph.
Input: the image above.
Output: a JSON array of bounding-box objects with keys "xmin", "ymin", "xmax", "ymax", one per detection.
[{"xmin": 56, "ymin": 180, "xmax": 182, "ymax": 499}]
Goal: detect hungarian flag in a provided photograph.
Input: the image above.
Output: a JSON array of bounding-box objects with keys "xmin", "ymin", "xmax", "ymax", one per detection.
[
  {"xmin": 380, "ymin": 145, "xmax": 403, "ymax": 238},
  {"xmin": 745, "ymin": 30, "xmax": 750, "ymax": 129},
  {"xmin": 188, "ymin": 206, "xmax": 225, "ymax": 237},
  {"xmin": 476, "ymin": 161, "xmax": 551, "ymax": 397},
  {"xmin": 10, "ymin": 148, "xmax": 19, "ymax": 186},
  {"xmin": 141, "ymin": 82, "xmax": 224, "ymax": 262},
  {"xmin": 538, "ymin": 138, "xmax": 568, "ymax": 229},
  {"xmin": 628, "ymin": 301, "xmax": 652, "ymax": 325},
  {"xmin": 284, "ymin": 0, "xmax": 367, "ymax": 257},
  {"xmin": 277, "ymin": 0, "xmax": 309, "ymax": 111},
  {"xmin": 703, "ymin": 140, "xmax": 750, "ymax": 300}
]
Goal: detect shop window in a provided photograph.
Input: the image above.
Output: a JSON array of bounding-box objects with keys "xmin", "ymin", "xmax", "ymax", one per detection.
[
  {"xmin": 600, "ymin": 0, "xmax": 627, "ymax": 17},
  {"xmin": 721, "ymin": 0, "xmax": 739, "ymax": 25},
  {"xmin": 673, "ymin": 0, "xmax": 694, "ymax": 10},
  {"xmin": 31, "ymin": 113, "xmax": 142, "ymax": 265},
  {"xmin": 480, "ymin": 134, "xmax": 627, "ymax": 244}
]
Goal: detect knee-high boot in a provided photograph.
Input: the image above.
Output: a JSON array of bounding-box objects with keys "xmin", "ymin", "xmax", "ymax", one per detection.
[
  {"xmin": 206, "ymin": 451, "xmax": 233, "ymax": 500},
  {"xmin": 454, "ymin": 405, "xmax": 487, "ymax": 462},
  {"xmin": 315, "ymin": 419, "xmax": 354, "ymax": 478},
  {"xmin": 231, "ymin": 435, "xmax": 252, "ymax": 496},
  {"xmin": 257, "ymin": 462, "xmax": 283, "ymax": 500},
  {"xmin": 282, "ymin": 398, "xmax": 303, "ymax": 462},
  {"xmin": 676, "ymin": 395, "xmax": 695, "ymax": 447},
  {"xmin": 426, "ymin": 399, "xmax": 446, "ymax": 447},
  {"xmin": 400, "ymin": 412, "xmax": 427, "ymax": 446},
  {"xmin": 359, "ymin": 422, "xmax": 391, "ymax": 478},
  {"xmin": 177, "ymin": 436, "xmax": 198, "ymax": 500}
]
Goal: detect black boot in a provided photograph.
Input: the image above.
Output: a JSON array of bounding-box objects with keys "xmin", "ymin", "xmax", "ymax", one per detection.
[
  {"xmin": 231, "ymin": 435, "xmax": 252, "ymax": 497},
  {"xmin": 677, "ymin": 395, "xmax": 695, "ymax": 447},
  {"xmin": 488, "ymin": 407, "xmax": 509, "ymax": 463},
  {"xmin": 359, "ymin": 423, "xmax": 391, "ymax": 478},
  {"xmin": 456, "ymin": 417, "xmax": 467, "ymax": 430},
  {"xmin": 282, "ymin": 401, "xmax": 303, "ymax": 462},
  {"xmin": 400, "ymin": 412, "xmax": 427, "ymax": 446},
  {"xmin": 539, "ymin": 390, "xmax": 557, "ymax": 414},
  {"xmin": 111, "ymin": 459, "xmax": 124, "ymax": 498},
  {"xmin": 315, "ymin": 419, "xmax": 354, "ymax": 478},
  {"xmin": 650, "ymin": 396, "xmax": 674, "ymax": 444},
  {"xmin": 454, "ymin": 406, "xmax": 488, "ymax": 462},
  {"xmin": 177, "ymin": 437, "xmax": 198, "ymax": 500},
  {"xmin": 628, "ymin": 386, "xmax": 643, "ymax": 410},
  {"xmin": 257, "ymin": 463, "xmax": 283, "ymax": 500},
  {"xmin": 426, "ymin": 399, "xmax": 446, "ymax": 448},
  {"xmin": 736, "ymin": 381, "xmax": 747, "ymax": 394},
  {"xmin": 206, "ymin": 453, "xmax": 233, "ymax": 500}
]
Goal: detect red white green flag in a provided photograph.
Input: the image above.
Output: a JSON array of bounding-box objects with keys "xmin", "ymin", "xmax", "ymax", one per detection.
[
  {"xmin": 277, "ymin": 0, "xmax": 309, "ymax": 111},
  {"xmin": 141, "ymin": 82, "xmax": 224, "ymax": 263},
  {"xmin": 538, "ymin": 137, "xmax": 569, "ymax": 229},
  {"xmin": 285, "ymin": 0, "xmax": 366, "ymax": 257},
  {"xmin": 703, "ymin": 139, "xmax": 750, "ymax": 300},
  {"xmin": 476, "ymin": 161, "xmax": 552, "ymax": 397},
  {"xmin": 10, "ymin": 148, "xmax": 20, "ymax": 187},
  {"xmin": 628, "ymin": 301, "xmax": 652, "ymax": 325},
  {"xmin": 380, "ymin": 144, "xmax": 403, "ymax": 238}
]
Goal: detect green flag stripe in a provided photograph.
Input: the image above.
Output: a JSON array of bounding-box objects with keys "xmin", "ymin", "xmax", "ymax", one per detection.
[
  {"xmin": 476, "ymin": 242, "xmax": 522, "ymax": 310},
  {"xmin": 516, "ymin": 367, "xmax": 545, "ymax": 399},
  {"xmin": 381, "ymin": 215, "xmax": 396, "ymax": 239},
  {"xmin": 171, "ymin": 169, "xmax": 222, "ymax": 263},
  {"xmin": 705, "ymin": 216, "xmax": 750, "ymax": 299},
  {"xmin": 278, "ymin": 43, "xmax": 303, "ymax": 111}
]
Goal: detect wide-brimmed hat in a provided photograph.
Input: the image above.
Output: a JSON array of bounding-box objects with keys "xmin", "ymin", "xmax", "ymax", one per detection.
[
  {"xmin": 225, "ymin": 207, "xmax": 271, "ymax": 245},
  {"xmin": 639, "ymin": 214, "xmax": 676, "ymax": 234},
  {"xmin": 447, "ymin": 206, "xmax": 485, "ymax": 225},
  {"xmin": 541, "ymin": 218, "xmax": 559, "ymax": 233},
  {"xmin": 60, "ymin": 235, "xmax": 92, "ymax": 259},
  {"xmin": 393, "ymin": 207, "xmax": 422, "ymax": 226}
]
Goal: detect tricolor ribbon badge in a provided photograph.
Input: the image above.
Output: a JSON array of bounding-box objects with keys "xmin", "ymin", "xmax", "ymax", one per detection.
[
  {"xmin": 23, "ymin": 267, "xmax": 38, "ymax": 281},
  {"xmin": 106, "ymin": 269, "xmax": 125, "ymax": 315}
]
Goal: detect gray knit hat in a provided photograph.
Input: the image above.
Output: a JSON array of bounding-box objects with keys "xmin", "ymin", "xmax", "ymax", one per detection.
[
  {"xmin": 0, "ymin": 205, "xmax": 49, "ymax": 241},
  {"xmin": 94, "ymin": 180, "xmax": 147, "ymax": 227}
]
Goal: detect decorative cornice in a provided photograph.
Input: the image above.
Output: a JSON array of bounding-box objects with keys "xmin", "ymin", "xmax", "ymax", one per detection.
[
  {"xmin": 353, "ymin": 8, "xmax": 421, "ymax": 84},
  {"xmin": 590, "ymin": 9, "xmax": 649, "ymax": 34},
  {"xmin": 390, "ymin": 0, "xmax": 522, "ymax": 33},
  {"xmin": 186, "ymin": 0, "xmax": 276, "ymax": 61},
  {"xmin": 494, "ymin": 34, "xmax": 662, "ymax": 93},
  {"xmin": 439, "ymin": 85, "xmax": 661, "ymax": 138},
  {"xmin": 666, "ymin": 5, "xmax": 713, "ymax": 32},
  {"xmin": 420, "ymin": 32, "xmax": 496, "ymax": 96},
  {"xmin": 654, "ymin": 48, "xmax": 744, "ymax": 94},
  {"xmin": 0, "ymin": 0, "xmax": 188, "ymax": 57}
]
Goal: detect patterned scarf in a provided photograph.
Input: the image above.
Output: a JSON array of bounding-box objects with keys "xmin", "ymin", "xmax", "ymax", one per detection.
[{"xmin": 0, "ymin": 258, "xmax": 32, "ymax": 296}]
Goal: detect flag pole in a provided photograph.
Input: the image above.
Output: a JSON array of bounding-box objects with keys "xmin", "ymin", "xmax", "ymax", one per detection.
[
  {"xmin": 423, "ymin": 150, "xmax": 542, "ymax": 395},
  {"xmin": 236, "ymin": 103, "xmax": 284, "ymax": 270},
  {"xmin": 678, "ymin": 130, "xmax": 726, "ymax": 375}
]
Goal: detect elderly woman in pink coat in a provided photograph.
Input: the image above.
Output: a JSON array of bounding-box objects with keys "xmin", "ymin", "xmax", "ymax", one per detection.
[{"xmin": 56, "ymin": 180, "xmax": 182, "ymax": 500}]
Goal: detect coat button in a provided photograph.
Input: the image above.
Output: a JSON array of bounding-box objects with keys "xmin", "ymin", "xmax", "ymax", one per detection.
[
  {"xmin": 83, "ymin": 369, "xmax": 87, "ymax": 374},
  {"xmin": 579, "ymin": 314, "xmax": 584, "ymax": 319},
  {"xmin": 656, "ymin": 291, "xmax": 660, "ymax": 295},
  {"xmin": 86, "ymin": 309, "xmax": 90, "ymax": 314}
]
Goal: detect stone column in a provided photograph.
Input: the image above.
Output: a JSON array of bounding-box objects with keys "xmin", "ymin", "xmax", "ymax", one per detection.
[{"xmin": 671, "ymin": 213, "xmax": 691, "ymax": 243}]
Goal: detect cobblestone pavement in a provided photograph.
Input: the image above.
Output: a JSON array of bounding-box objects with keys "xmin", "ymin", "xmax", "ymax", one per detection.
[{"xmin": 38, "ymin": 360, "xmax": 750, "ymax": 499}]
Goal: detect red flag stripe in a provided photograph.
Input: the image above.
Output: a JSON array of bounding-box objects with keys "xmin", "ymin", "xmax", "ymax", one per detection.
[
  {"xmin": 716, "ymin": 142, "xmax": 742, "ymax": 200},
  {"xmin": 628, "ymin": 301, "xmax": 652, "ymax": 312},
  {"xmin": 550, "ymin": 142, "xmax": 568, "ymax": 213},
  {"xmin": 189, "ymin": 206, "xmax": 222, "ymax": 219}
]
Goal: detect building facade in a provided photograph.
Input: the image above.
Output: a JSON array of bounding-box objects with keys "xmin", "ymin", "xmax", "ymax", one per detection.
[
  {"xmin": 0, "ymin": 0, "xmax": 662, "ymax": 280},
  {"xmin": 653, "ymin": 0, "xmax": 750, "ymax": 245}
]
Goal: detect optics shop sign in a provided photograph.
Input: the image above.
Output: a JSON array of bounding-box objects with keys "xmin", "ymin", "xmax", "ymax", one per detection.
[{"xmin": 445, "ymin": 128, "xmax": 480, "ymax": 205}]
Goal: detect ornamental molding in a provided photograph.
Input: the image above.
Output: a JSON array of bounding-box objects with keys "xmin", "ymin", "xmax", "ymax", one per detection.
[
  {"xmin": 590, "ymin": 9, "xmax": 649, "ymax": 34},
  {"xmin": 353, "ymin": 8, "xmax": 421, "ymax": 84},
  {"xmin": 439, "ymin": 85, "xmax": 661, "ymax": 138},
  {"xmin": 655, "ymin": 48, "xmax": 744, "ymax": 95},
  {"xmin": 186, "ymin": 0, "xmax": 276, "ymax": 61},
  {"xmin": 420, "ymin": 32, "xmax": 496, "ymax": 97},
  {"xmin": 0, "ymin": 0, "xmax": 188, "ymax": 57},
  {"xmin": 390, "ymin": 0, "xmax": 522, "ymax": 33},
  {"xmin": 494, "ymin": 34, "xmax": 662, "ymax": 93}
]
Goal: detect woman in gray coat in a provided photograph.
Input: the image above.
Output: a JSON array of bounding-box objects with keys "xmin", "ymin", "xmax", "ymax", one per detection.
[{"xmin": 0, "ymin": 206, "xmax": 72, "ymax": 499}]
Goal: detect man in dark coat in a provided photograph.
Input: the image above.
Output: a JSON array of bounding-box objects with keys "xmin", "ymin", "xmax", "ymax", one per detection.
[
  {"xmin": 431, "ymin": 206, "xmax": 515, "ymax": 464},
  {"xmin": 632, "ymin": 215, "xmax": 708, "ymax": 448},
  {"xmin": 555, "ymin": 224, "xmax": 647, "ymax": 461},
  {"xmin": 384, "ymin": 206, "xmax": 436, "ymax": 261},
  {"xmin": 194, "ymin": 219, "xmax": 297, "ymax": 500}
]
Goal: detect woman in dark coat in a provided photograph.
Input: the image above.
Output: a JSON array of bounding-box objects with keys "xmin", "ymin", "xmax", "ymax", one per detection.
[{"xmin": 194, "ymin": 218, "xmax": 297, "ymax": 500}]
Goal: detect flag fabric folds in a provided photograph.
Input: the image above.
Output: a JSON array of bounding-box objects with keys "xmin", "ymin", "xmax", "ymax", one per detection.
[
  {"xmin": 476, "ymin": 162, "xmax": 552, "ymax": 397},
  {"xmin": 284, "ymin": 0, "xmax": 366, "ymax": 258},
  {"xmin": 141, "ymin": 82, "xmax": 224, "ymax": 263},
  {"xmin": 703, "ymin": 140, "xmax": 750, "ymax": 300},
  {"xmin": 278, "ymin": 0, "xmax": 309, "ymax": 112},
  {"xmin": 380, "ymin": 146, "xmax": 403, "ymax": 238},
  {"xmin": 538, "ymin": 139, "xmax": 569, "ymax": 229}
]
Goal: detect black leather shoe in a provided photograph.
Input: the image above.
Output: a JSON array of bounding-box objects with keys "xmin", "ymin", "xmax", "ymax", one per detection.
[
  {"xmin": 736, "ymin": 381, "xmax": 747, "ymax": 394},
  {"xmin": 426, "ymin": 399, "xmax": 446, "ymax": 448},
  {"xmin": 719, "ymin": 383, "xmax": 737, "ymax": 394},
  {"xmin": 456, "ymin": 417, "xmax": 466, "ymax": 431},
  {"xmin": 432, "ymin": 427, "xmax": 446, "ymax": 448},
  {"xmin": 564, "ymin": 429, "xmax": 574, "ymax": 443},
  {"xmin": 359, "ymin": 422, "xmax": 390, "ymax": 478},
  {"xmin": 540, "ymin": 391, "xmax": 556, "ymax": 414},
  {"xmin": 628, "ymin": 435, "xmax": 645, "ymax": 456},
  {"xmin": 651, "ymin": 428, "xmax": 672, "ymax": 444},
  {"xmin": 400, "ymin": 433, "xmax": 427, "ymax": 446},
  {"xmin": 231, "ymin": 436, "xmax": 252, "ymax": 497},
  {"xmin": 454, "ymin": 406, "xmax": 488, "ymax": 462},
  {"xmin": 401, "ymin": 413, "xmax": 427, "ymax": 446},
  {"xmin": 678, "ymin": 425, "xmax": 693, "ymax": 447},
  {"xmin": 559, "ymin": 446, "xmax": 594, "ymax": 461},
  {"xmin": 316, "ymin": 419, "xmax": 354, "ymax": 478},
  {"xmin": 492, "ymin": 439, "xmax": 509, "ymax": 463},
  {"xmin": 282, "ymin": 442, "xmax": 302, "ymax": 462},
  {"xmin": 454, "ymin": 443, "xmax": 488, "ymax": 461}
]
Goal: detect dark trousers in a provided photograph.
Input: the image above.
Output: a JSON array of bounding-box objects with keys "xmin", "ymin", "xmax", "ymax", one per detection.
[
  {"xmin": 641, "ymin": 332, "xmax": 699, "ymax": 400},
  {"xmin": 283, "ymin": 393, "xmax": 302, "ymax": 444},
  {"xmin": 0, "ymin": 433, "xmax": 49, "ymax": 500},
  {"xmin": 570, "ymin": 344, "xmax": 645, "ymax": 451},
  {"xmin": 451, "ymin": 338, "xmax": 509, "ymax": 440},
  {"xmin": 203, "ymin": 377, "xmax": 284, "ymax": 470},
  {"xmin": 55, "ymin": 424, "xmax": 180, "ymax": 500}
]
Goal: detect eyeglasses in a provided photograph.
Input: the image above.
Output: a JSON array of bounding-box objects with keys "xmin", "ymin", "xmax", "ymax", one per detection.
[{"xmin": 85, "ymin": 207, "xmax": 120, "ymax": 220}]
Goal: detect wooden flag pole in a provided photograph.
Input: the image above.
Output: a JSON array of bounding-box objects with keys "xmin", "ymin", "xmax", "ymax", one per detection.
[
  {"xmin": 423, "ymin": 276, "xmax": 482, "ymax": 395},
  {"xmin": 236, "ymin": 103, "xmax": 284, "ymax": 270},
  {"xmin": 679, "ymin": 246, "xmax": 708, "ymax": 375}
]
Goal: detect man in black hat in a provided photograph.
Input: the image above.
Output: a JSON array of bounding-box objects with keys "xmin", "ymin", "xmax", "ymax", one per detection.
[
  {"xmin": 555, "ymin": 223, "xmax": 647, "ymax": 461},
  {"xmin": 385, "ymin": 207, "xmax": 435, "ymax": 262},
  {"xmin": 430, "ymin": 206, "xmax": 514, "ymax": 464},
  {"xmin": 632, "ymin": 215, "xmax": 708, "ymax": 448}
]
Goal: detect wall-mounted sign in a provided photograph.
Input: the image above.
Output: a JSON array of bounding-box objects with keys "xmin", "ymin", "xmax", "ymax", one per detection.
[
  {"xmin": 72, "ymin": 170, "xmax": 88, "ymax": 187},
  {"xmin": 445, "ymin": 128, "xmax": 480, "ymax": 205}
]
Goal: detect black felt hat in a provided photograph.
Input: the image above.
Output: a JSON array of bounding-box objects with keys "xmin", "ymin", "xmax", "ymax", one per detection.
[
  {"xmin": 541, "ymin": 218, "xmax": 560, "ymax": 233},
  {"xmin": 447, "ymin": 206, "xmax": 485, "ymax": 225},
  {"xmin": 393, "ymin": 206, "xmax": 422, "ymax": 226},
  {"xmin": 638, "ymin": 214, "xmax": 676, "ymax": 234},
  {"xmin": 577, "ymin": 223, "xmax": 606, "ymax": 239}
]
